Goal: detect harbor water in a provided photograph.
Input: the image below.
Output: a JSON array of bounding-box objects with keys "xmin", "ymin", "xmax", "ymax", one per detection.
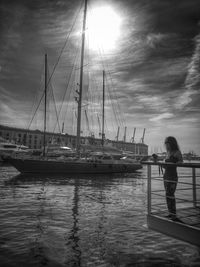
[{"xmin": 0, "ymin": 163, "xmax": 199, "ymax": 267}]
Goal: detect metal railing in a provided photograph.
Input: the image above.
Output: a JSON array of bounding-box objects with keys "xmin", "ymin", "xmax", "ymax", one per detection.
[{"xmin": 142, "ymin": 161, "xmax": 200, "ymax": 227}]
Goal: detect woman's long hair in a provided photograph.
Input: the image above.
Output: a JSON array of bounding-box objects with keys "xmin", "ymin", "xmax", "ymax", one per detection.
[{"xmin": 165, "ymin": 136, "xmax": 180, "ymax": 152}]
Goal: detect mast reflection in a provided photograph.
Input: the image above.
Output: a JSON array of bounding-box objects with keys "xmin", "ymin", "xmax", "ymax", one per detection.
[{"xmin": 66, "ymin": 179, "xmax": 81, "ymax": 266}]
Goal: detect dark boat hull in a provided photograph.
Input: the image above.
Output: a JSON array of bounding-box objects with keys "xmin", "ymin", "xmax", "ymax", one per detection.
[{"xmin": 7, "ymin": 158, "xmax": 142, "ymax": 174}]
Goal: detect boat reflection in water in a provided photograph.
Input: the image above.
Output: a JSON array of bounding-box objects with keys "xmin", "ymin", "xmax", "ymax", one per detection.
[
  {"xmin": 67, "ymin": 179, "xmax": 81, "ymax": 266},
  {"xmin": 4, "ymin": 172, "xmax": 140, "ymax": 266},
  {"xmin": 1, "ymin": 167, "xmax": 199, "ymax": 266}
]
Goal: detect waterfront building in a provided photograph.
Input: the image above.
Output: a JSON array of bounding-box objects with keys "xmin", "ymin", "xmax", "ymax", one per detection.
[{"xmin": 0, "ymin": 124, "xmax": 148, "ymax": 156}]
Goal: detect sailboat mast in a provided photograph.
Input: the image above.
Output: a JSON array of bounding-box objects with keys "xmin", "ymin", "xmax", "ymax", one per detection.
[
  {"xmin": 102, "ymin": 70, "xmax": 105, "ymax": 146},
  {"xmin": 131, "ymin": 127, "xmax": 136, "ymax": 143},
  {"xmin": 76, "ymin": 0, "xmax": 88, "ymax": 155},
  {"xmin": 116, "ymin": 126, "xmax": 120, "ymax": 142},
  {"xmin": 43, "ymin": 53, "xmax": 47, "ymax": 157}
]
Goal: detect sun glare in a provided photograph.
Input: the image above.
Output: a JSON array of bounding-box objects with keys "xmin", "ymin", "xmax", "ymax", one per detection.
[{"xmin": 87, "ymin": 6, "xmax": 122, "ymax": 52}]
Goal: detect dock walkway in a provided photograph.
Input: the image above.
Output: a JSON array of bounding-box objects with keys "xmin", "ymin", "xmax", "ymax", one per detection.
[{"xmin": 142, "ymin": 161, "xmax": 200, "ymax": 247}]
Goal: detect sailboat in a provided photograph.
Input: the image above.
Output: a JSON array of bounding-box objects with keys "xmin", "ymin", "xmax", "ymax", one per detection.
[{"xmin": 6, "ymin": 0, "xmax": 142, "ymax": 174}]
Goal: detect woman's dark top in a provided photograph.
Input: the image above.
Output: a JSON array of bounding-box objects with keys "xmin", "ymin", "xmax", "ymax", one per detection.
[{"xmin": 163, "ymin": 151, "xmax": 183, "ymax": 180}]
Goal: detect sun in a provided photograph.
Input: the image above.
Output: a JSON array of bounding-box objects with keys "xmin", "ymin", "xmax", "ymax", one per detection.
[{"xmin": 86, "ymin": 6, "xmax": 122, "ymax": 52}]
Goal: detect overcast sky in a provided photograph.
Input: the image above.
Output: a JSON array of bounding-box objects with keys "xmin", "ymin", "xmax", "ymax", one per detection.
[{"xmin": 0, "ymin": 0, "xmax": 200, "ymax": 154}]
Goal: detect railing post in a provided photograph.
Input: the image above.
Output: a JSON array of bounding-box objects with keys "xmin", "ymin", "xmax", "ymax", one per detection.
[
  {"xmin": 192, "ymin": 167, "xmax": 197, "ymax": 208},
  {"xmin": 147, "ymin": 164, "xmax": 152, "ymax": 215}
]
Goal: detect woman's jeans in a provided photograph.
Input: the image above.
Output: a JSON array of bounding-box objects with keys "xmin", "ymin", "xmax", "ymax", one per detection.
[{"xmin": 164, "ymin": 178, "xmax": 177, "ymax": 216}]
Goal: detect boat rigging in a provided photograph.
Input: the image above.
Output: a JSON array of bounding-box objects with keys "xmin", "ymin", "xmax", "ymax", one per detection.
[{"xmin": 6, "ymin": 0, "xmax": 142, "ymax": 174}]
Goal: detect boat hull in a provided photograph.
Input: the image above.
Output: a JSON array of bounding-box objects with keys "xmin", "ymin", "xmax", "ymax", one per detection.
[{"xmin": 7, "ymin": 157, "xmax": 142, "ymax": 174}]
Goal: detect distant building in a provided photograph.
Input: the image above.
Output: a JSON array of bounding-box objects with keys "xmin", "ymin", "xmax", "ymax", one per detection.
[
  {"xmin": 111, "ymin": 140, "xmax": 148, "ymax": 156},
  {"xmin": 0, "ymin": 124, "xmax": 148, "ymax": 156}
]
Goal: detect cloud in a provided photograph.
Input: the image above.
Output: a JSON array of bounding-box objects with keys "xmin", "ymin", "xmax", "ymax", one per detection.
[
  {"xmin": 0, "ymin": 0, "xmax": 199, "ymax": 153},
  {"xmin": 149, "ymin": 112, "xmax": 174, "ymax": 122},
  {"xmin": 135, "ymin": 95, "xmax": 169, "ymax": 112},
  {"xmin": 175, "ymin": 89, "xmax": 197, "ymax": 109},
  {"xmin": 175, "ymin": 32, "xmax": 200, "ymax": 109},
  {"xmin": 0, "ymin": 102, "xmax": 28, "ymax": 127},
  {"xmin": 145, "ymin": 32, "xmax": 177, "ymax": 49}
]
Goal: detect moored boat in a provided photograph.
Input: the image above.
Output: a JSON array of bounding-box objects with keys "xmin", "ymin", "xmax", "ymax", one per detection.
[
  {"xmin": 6, "ymin": 155, "xmax": 142, "ymax": 174},
  {"xmin": 0, "ymin": 137, "xmax": 30, "ymax": 162},
  {"xmin": 6, "ymin": 0, "xmax": 142, "ymax": 174}
]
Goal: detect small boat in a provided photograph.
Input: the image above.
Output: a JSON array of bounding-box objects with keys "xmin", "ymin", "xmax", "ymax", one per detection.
[
  {"xmin": 0, "ymin": 137, "xmax": 30, "ymax": 162},
  {"xmin": 6, "ymin": 0, "xmax": 142, "ymax": 174},
  {"xmin": 45, "ymin": 143, "xmax": 74, "ymax": 157}
]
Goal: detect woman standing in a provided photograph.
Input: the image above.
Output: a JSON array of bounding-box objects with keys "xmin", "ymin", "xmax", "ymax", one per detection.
[{"xmin": 163, "ymin": 136, "xmax": 183, "ymax": 221}]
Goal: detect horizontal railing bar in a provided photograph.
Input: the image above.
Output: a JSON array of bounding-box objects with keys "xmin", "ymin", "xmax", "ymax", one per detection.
[
  {"xmin": 151, "ymin": 192, "xmax": 200, "ymax": 201},
  {"xmin": 151, "ymin": 195, "xmax": 195, "ymax": 203},
  {"xmin": 152, "ymin": 202, "xmax": 198, "ymax": 208},
  {"xmin": 151, "ymin": 210, "xmax": 200, "ymax": 220},
  {"xmin": 174, "ymin": 188, "xmax": 198, "ymax": 191},
  {"xmin": 152, "ymin": 175, "xmax": 199, "ymax": 179},
  {"xmin": 152, "ymin": 203, "xmax": 170, "ymax": 207},
  {"xmin": 176, "ymin": 197, "xmax": 198, "ymax": 203},
  {"xmin": 152, "ymin": 188, "xmax": 199, "ymax": 192},
  {"xmin": 144, "ymin": 179, "xmax": 200, "ymax": 184},
  {"xmin": 151, "ymin": 194, "xmax": 199, "ymax": 203},
  {"xmin": 178, "ymin": 182, "xmax": 200, "ymax": 186},
  {"xmin": 151, "ymin": 210, "xmax": 168, "ymax": 214},
  {"xmin": 178, "ymin": 207, "xmax": 200, "ymax": 211},
  {"xmin": 151, "ymin": 209, "xmax": 168, "ymax": 214},
  {"xmin": 176, "ymin": 201, "xmax": 197, "ymax": 205},
  {"xmin": 151, "ymin": 180, "xmax": 200, "ymax": 186},
  {"xmin": 152, "ymin": 208, "xmax": 197, "ymax": 217},
  {"xmin": 141, "ymin": 161, "xmax": 200, "ymax": 168},
  {"xmin": 151, "ymin": 192, "xmax": 165, "ymax": 197},
  {"xmin": 151, "ymin": 176, "xmax": 200, "ymax": 180},
  {"xmin": 180, "ymin": 183, "xmax": 200, "ymax": 186},
  {"xmin": 152, "ymin": 189, "xmax": 166, "ymax": 192}
]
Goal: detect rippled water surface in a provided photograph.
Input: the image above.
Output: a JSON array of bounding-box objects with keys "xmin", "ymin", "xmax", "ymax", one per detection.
[{"xmin": 0, "ymin": 164, "xmax": 199, "ymax": 267}]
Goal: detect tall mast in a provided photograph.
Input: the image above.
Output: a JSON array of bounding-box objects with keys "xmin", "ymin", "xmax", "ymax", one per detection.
[
  {"xmin": 116, "ymin": 126, "xmax": 120, "ymax": 142},
  {"xmin": 97, "ymin": 114, "xmax": 101, "ymax": 137},
  {"xmin": 76, "ymin": 0, "xmax": 87, "ymax": 155},
  {"xmin": 62, "ymin": 122, "xmax": 64, "ymax": 134},
  {"xmin": 123, "ymin": 126, "xmax": 127, "ymax": 142},
  {"xmin": 102, "ymin": 70, "xmax": 105, "ymax": 146},
  {"xmin": 131, "ymin": 127, "xmax": 136, "ymax": 143},
  {"xmin": 43, "ymin": 53, "xmax": 47, "ymax": 157},
  {"xmin": 85, "ymin": 110, "xmax": 90, "ymax": 135},
  {"xmin": 141, "ymin": 128, "xmax": 146, "ymax": 144}
]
